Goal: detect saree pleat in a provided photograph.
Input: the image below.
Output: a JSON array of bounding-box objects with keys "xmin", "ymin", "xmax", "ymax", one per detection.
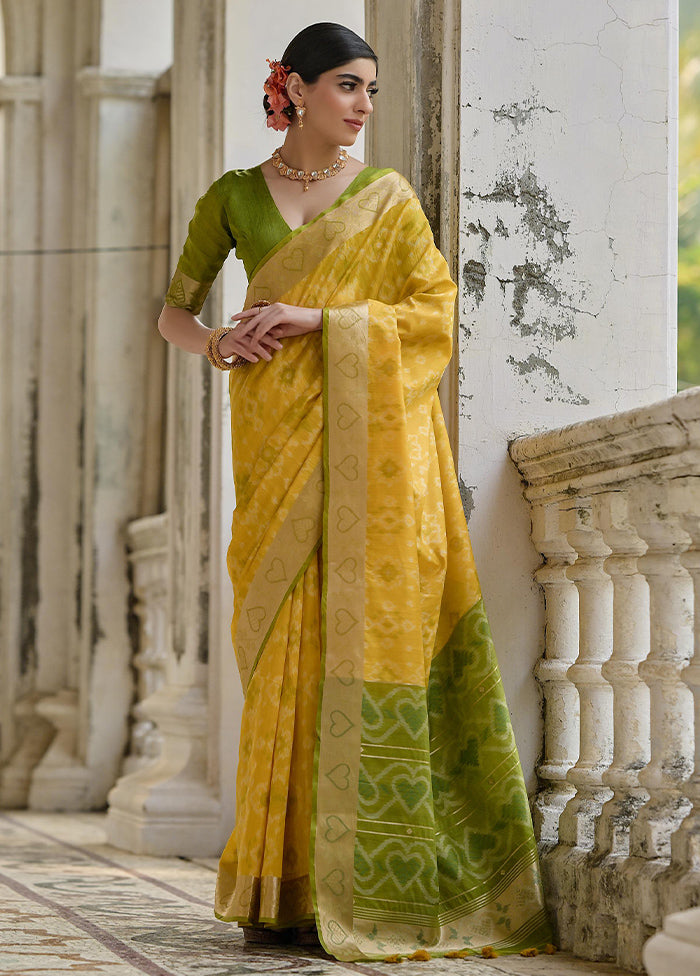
[
  {"xmin": 215, "ymin": 549, "xmax": 321, "ymax": 928},
  {"xmin": 214, "ymin": 169, "xmax": 553, "ymax": 959}
]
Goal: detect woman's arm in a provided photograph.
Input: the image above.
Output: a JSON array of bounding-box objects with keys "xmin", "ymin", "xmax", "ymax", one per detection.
[{"xmin": 157, "ymin": 304, "xmax": 281, "ymax": 363}]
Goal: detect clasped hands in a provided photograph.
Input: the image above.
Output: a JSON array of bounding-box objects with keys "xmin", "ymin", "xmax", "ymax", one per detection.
[{"xmin": 218, "ymin": 302, "xmax": 323, "ymax": 364}]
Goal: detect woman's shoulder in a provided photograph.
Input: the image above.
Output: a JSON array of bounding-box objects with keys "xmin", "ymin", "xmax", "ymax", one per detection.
[{"xmin": 213, "ymin": 166, "xmax": 262, "ymax": 192}]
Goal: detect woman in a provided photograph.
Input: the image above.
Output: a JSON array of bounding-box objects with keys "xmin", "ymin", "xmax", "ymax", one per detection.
[{"xmin": 158, "ymin": 21, "xmax": 553, "ymax": 963}]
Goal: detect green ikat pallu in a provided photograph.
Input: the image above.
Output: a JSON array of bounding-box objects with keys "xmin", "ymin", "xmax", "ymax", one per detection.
[{"xmin": 352, "ymin": 599, "xmax": 551, "ymax": 956}]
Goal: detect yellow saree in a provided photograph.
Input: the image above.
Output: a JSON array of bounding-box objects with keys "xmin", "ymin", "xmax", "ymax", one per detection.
[{"xmin": 213, "ymin": 170, "xmax": 552, "ymax": 960}]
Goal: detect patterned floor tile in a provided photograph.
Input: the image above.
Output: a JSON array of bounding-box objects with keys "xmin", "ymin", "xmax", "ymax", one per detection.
[{"xmin": 0, "ymin": 813, "xmax": 635, "ymax": 976}]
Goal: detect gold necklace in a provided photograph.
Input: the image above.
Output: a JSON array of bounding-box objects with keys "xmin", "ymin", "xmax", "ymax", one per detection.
[{"xmin": 272, "ymin": 146, "xmax": 348, "ymax": 192}]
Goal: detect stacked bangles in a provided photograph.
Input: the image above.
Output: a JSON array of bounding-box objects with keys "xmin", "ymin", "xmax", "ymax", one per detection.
[{"xmin": 205, "ymin": 300, "xmax": 271, "ymax": 370}]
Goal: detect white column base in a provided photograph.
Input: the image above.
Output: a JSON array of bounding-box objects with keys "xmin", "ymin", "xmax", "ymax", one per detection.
[
  {"xmin": 106, "ymin": 683, "xmax": 222, "ymax": 856},
  {"xmin": 27, "ymin": 690, "xmax": 91, "ymax": 811},
  {"xmin": 644, "ymin": 908, "xmax": 700, "ymax": 976}
]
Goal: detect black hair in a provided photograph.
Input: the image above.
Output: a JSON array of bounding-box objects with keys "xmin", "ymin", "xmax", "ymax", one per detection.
[{"xmin": 263, "ymin": 22, "xmax": 378, "ymax": 126}]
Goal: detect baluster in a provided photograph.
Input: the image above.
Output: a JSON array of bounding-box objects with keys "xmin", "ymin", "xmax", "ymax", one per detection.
[
  {"xmin": 531, "ymin": 501, "xmax": 579, "ymax": 846},
  {"xmin": 122, "ymin": 514, "xmax": 169, "ymax": 773},
  {"xmin": 631, "ymin": 490, "xmax": 694, "ymax": 859},
  {"xmin": 669, "ymin": 495, "xmax": 700, "ymax": 877},
  {"xmin": 558, "ymin": 501, "xmax": 614, "ymax": 849},
  {"xmin": 597, "ymin": 491, "xmax": 651, "ymax": 854}
]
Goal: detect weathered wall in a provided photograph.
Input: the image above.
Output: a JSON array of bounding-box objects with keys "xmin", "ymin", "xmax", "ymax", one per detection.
[{"xmin": 458, "ymin": 0, "xmax": 678, "ymax": 791}]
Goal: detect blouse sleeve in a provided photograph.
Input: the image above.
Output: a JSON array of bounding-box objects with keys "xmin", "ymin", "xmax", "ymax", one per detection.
[{"xmin": 164, "ymin": 179, "xmax": 235, "ymax": 314}]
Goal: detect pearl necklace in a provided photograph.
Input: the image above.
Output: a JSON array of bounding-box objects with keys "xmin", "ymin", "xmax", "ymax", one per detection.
[{"xmin": 272, "ymin": 146, "xmax": 348, "ymax": 192}]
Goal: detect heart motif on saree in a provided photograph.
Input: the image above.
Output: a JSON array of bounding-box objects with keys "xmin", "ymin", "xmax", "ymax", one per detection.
[
  {"xmin": 325, "ymin": 919, "xmax": 347, "ymax": 945},
  {"xmin": 246, "ymin": 606, "xmax": 267, "ymax": 632},
  {"xmin": 264, "ymin": 557, "xmax": 287, "ymax": 584},
  {"xmin": 394, "ymin": 774, "xmax": 430, "ymax": 812},
  {"xmin": 324, "ymin": 219, "xmax": 346, "ymax": 241},
  {"xmin": 337, "ymin": 308, "xmax": 360, "ymax": 330},
  {"xmin": 358, "ymin": 191, "xmax": 380, "ymax": 212},
  {"xmin": 388, "ymin": 852, "xmax": 424, "ymax": 891},
  {"xmin": 282, "ymin": 248, "xmax": 304, "ymax": 271},
  {"xmin": 334, "ymin": 608, "xmax": 358, "ymax": 635},
  {"xmin": 329, "ymin": 709, "xmax": 354, "ymax": 737},
  {"xmin": 335, "ymin": 557, "xmax": 357, "ymax": 584},
  {"xmin": 292, "ymin": 516, "xmax": 317, "ymax": 542},
  {"xmin": 335, "ymin": 353, "xmax": 359, "ymax": 378},
  {"xmin": 322, "ymin": 868, "xmax": 346, "ymax": 896},
  {"xmin": 337, "ymin": 402, "xmax": 360, "ymax": 430},
  {"xmin": 397, "ymin": 700, "xmax": 427, "ymax": 738},
  {"xmin": 325, "ymin": 762, "xmax": 351, "ymax": 790},
  {"xmin": 331, "ymin": 658, "xmax": 355, "ymax": 685},
  {"xmin": 335, "ymin": 454, "xmax": 358, "ymax": 481},
  {"xmin": 336, "ymin": 505, "xmax": 359, "ymax": 532},
  {"xmin": 324, "ymin": 815, "xmax": 350, "ymax": 842}
]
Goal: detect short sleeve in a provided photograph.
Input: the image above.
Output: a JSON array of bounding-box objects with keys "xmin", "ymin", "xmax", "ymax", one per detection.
[{"xmin": 164, "ymin": 179, "xmax": 235, "ymax": 314}]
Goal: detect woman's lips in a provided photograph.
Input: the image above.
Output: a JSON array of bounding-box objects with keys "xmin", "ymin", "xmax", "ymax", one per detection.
[{"xmin": 345, "ymin": 119, "xmax": 363, "ymax": 131}]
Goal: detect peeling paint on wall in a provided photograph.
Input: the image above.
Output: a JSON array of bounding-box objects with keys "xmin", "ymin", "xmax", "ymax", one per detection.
[
  {"xmin": 458, "ymin": 475, "xmax": 476, "ymax": 521},
  {"xmin": 506, "ymin": 353, "xmax": 589, "ymax": 405}
]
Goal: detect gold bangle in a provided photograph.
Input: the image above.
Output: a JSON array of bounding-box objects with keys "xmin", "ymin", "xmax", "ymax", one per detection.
[{"xmin": 206, "ymin": 325, "xmax": 248, "ymax": 370}]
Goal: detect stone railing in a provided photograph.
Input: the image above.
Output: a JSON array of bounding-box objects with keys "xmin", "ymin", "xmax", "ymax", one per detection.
[{"xmin": 509, "ymin": 388, "xmax": 700, "ymax": 974}]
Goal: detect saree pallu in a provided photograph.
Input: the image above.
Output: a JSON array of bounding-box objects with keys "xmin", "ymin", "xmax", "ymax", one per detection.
[{"xmin": 214, "ymin": 170, "xmax": 552, "ymax": 961}]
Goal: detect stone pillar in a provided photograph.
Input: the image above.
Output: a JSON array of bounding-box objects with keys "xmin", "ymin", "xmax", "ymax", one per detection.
[
  {"xmin": 458, "ymin": 0, "xmax": 678, "ymax": 791},
  {"xmin": 27, "ymin": 64, "xmax": 166, "ymax": 811},
  {"xmin": 107, "ymin": 0, "xmax": 225, "ymax": 855},
  {"xmin": 365, "ymin": 0, "xmax": 460, "ymax": 444},
  {"xmin": 0, "ymin": 71, "xmax": 47, "ymax": 806},
  {"xmin": 644, "ymin": 907, "xmax": 700, "ymax": 976}
]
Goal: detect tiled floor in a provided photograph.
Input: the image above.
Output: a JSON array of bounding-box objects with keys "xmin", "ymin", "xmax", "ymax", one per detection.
[{"xmin": 0, "ymin": 812, "xmax": 638, "ymax": 976}]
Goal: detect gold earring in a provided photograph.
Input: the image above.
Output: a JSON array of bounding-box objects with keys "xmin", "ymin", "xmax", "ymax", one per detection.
[{"xmin": 296, "ymin": 104, "xmax": 306, "ymax": 129}]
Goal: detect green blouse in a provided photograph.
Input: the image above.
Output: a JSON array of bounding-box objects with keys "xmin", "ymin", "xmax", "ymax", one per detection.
[{"xmin": 164, "ymin": 164, "xmax": 392, "ymax": 314}]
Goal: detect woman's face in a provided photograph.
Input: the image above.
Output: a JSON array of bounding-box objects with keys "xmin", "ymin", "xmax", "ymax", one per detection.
[{"xmin": 296, "ymin": 57, "xmax": 378, "ymax": 145}]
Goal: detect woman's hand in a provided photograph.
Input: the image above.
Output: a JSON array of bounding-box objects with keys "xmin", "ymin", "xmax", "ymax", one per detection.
[{"xmin": 219, "ymin": 302, "xmax": 322, "ymax": 363}]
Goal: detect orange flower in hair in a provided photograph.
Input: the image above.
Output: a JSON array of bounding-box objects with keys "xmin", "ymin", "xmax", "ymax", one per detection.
[{"xmin": 264, "ymin": 58, "xmax": 292, "ymax": 131}]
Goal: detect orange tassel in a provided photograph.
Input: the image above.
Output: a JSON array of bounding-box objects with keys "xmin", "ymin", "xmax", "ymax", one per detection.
[
  {"xmin": 383, "ymin": 955, "xmax": 404, "ymax": 964},
  {"xmin": 407, "ymin": 950, "xmax": 431, "ymax": 961},
  {"xmin": 481, "ymin": 946, "xmax": 498, "ymax": 958},
  {"xmin": 544, "ymin": 943, "xmax": 558, "ymax": 954},
  {"xmin": 520, "ymin": 948, "xmax": 539, "ymax": 957},
  {"xmin": 445, "ymin": 949, "xmax": 471, "ymax": 958}
]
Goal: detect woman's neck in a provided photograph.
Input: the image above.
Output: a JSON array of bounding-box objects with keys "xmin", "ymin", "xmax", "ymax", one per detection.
[{"xmin": 278, "ymin": 132, "xmax": 344, "ymax": 173}]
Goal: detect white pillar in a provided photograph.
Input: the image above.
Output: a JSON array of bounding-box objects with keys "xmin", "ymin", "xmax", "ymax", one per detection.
[
  {"xmin": 644, "ymin": 907, "xmax": 700, "ymax": 976},
  {"xmin": 0, "ymin": 70, "xmax": 48, "ymax": 805},
  {"xmin": 106, "ymin": 0, "xmax": 225, "ymax": 854}
]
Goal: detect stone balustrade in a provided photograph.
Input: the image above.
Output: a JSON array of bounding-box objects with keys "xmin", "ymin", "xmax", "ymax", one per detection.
[{"xmin": 509, "ymin": 388, "xmax": 700, "ymax": 973}]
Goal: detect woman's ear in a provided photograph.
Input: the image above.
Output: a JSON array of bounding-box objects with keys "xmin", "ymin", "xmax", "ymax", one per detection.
[{"xmin": 285, "ymin": 71, "xmax": 304, "ymax": 107}]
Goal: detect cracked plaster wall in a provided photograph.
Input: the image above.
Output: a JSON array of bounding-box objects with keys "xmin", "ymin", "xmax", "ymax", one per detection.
[{"xmin": 458, "ymin": 0, "xmax": 678, "ymax": 792}]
